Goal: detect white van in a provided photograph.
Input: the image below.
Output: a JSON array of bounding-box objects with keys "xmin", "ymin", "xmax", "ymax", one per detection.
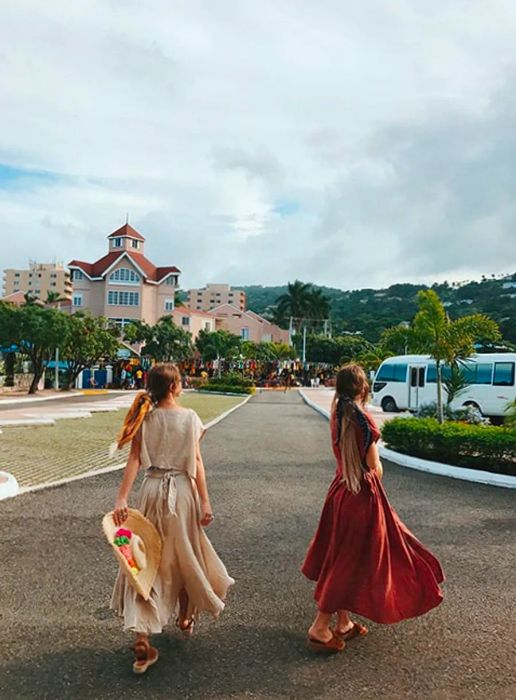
[{"xmin": 371, "ymin": 353, "xmax": 516, "ymax": 417}]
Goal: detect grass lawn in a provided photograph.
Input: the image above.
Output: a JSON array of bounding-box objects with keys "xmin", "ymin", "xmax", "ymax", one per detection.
[{"xmin": 0, "ymin": 394, "xmax": 245, "ymax": 488}]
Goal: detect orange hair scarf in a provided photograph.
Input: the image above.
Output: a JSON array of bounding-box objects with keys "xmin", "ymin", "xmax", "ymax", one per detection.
[{"xmin": 110, "ymin": 391, "xmax": 153, "ymax": 455}]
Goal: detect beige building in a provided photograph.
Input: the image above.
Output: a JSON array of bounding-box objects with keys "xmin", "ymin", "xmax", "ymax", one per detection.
[
  {"xmin": 3, "ymin": 261, "xmax": 72, "ymax": 301},
  {"xmin": 172, "ymin": 306, "xmax": 216, "ymax": 341},
  {"xmin": 186, "ymin": 284, "xmax": 246, "ymax": 312},
  {"xmin": 212, "ymin": 303, "xmax": 290, "ymax": 344},
  {"xmin": 68, "ymin": 224, "xmax": 180, "ymax": 330}
]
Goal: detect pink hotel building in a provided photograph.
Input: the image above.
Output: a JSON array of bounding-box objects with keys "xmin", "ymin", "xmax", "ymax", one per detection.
[{"xmin": 68, "ymin": 224, "xmax": 181, "ymax": 331}]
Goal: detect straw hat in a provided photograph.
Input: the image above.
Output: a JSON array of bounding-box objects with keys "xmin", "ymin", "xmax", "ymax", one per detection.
[{"xmin": 102, "ymin": 508, "xmax": 162, "ymax": 601}]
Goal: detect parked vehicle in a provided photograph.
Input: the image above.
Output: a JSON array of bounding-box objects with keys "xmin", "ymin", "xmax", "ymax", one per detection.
[{"xmin": 371, "ymin": 353, "xmax": 516, "ymax": 417}]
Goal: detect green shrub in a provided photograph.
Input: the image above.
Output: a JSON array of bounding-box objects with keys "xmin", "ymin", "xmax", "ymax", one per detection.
[
  {"xmin": 382, "ymin": 418, "xmax": 516, "ymax": 476},
  {"xmin": 217, "ymin": 372, "xmax": 255, "ymax": 388},
  {"xmin": 200, "ymin": 383, "xmax": 255, "ymax": 395}
]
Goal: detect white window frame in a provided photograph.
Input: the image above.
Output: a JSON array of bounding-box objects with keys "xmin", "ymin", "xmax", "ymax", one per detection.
[
  {"xmin": 241, "ymin": 327, "xmax": 250, "ymax": 340},
  {"xmin": 112, "ymin": 237, "xmax": 123, "ymax": 248},
  {"xmin": 131, "ymin": 239, "xmax": 139, "ymax": 249},
  {"xmin": 73, "ymin": 293, "xmax": 83, "ymax": 307},
  {"xmin": 72, "ymin": 269, "xmax": 85, "ymax": 281},
  {"xmin": 181, "ymin": 316, "xmax": 190, "ymax": 326},
  {"xmin": 108, "ymin": 268, "xmax": 140, "ymax": 285},
  {"xmin": 164, "ymin": 298, "xmax": 174, "ymax": 312},
  {"xmin": 107, "ymin": 290, "xmax": 140, "ymax": 306}
]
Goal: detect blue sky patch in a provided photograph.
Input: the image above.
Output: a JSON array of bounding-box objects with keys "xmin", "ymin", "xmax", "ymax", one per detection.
[
  {"xmin": 0, "ymin": 163, "xmax": 60, "ymax": 189},
  {"xmin": 274, "ymin": 199, "xmax": 300, "ymax": 217}
]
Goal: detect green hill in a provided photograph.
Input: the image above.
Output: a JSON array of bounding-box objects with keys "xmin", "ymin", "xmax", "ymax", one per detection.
[{"xmin": 240, "ymin": 276, "xmax": 516, "ymax": 344}]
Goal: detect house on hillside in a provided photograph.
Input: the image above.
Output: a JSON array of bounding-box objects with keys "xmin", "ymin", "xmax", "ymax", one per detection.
[
  {"xmin": 68, "ymin": 224, "xmax": 180, "ymax": 330},
  {"xmin": 211, "ymin": 303, "xmax": 289, "ymax": 343},
  {"xmin": 172, "ymin": 306, "xmax": 216, "ymax": 341}
]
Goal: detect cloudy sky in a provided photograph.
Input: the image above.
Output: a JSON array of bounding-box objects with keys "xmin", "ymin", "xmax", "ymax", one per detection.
[{"xmin": 1, "ymin": 0, "xmax": 515, "ymax": 291}]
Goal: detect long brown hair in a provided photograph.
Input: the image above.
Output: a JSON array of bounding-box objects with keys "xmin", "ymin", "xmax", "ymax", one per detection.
[
  {"xmin": 114, "ymin": 363, "xmax": 181, "ymax": 451},
  {"xmin": 332, "ymin": 363, "xmax": 370, "ymax": 494}
]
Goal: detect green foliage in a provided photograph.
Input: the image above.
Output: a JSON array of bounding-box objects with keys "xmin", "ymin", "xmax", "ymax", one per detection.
[
  {"xmin": 275, "ymin": 280, "xmax": 331, "ymax": 331},
  {"xmin": 195, "ymin": 330, "xmax": 241, "ymax": 362},
  {"xmin": 200, "ymin": 382, "xmax": 255, "ymax": 395},
  {"xmin": 241, "ymin": 275, "xmax": 516, "ymax": 345},
  {"xmin": 125, "ymin": 316, "xmax": 193, "ymax": 362},
  {"xmin": 294, "ymin": 333, "xmax": 370, "ymax": 365},
  {"xmin": 382, "ymin": 418, "xmax": 516, "ymax": 475},
  {"xmin": 443, "ymin": 362, "xmax": 468, "ymax": 404},
  {"xmin": 60, "ymin": 313, "xmax": 120, "ymax": 389},
  {"xmin": 0, "ymin": 302, "xmax": 69, "ymax": 393},
  {"xmin": 505, "ymin": 400, "xmax": 516, "ymax": 428},
  {"xmin": 240, "ymin": 340, "xmax": 296, "ymax": 362}
]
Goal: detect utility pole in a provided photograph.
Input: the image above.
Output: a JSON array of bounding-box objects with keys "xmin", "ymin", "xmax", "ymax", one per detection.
[
  {"xmin": 288, "ymin": 316, "xmax": 294, "ymax": 346},
  {"xmin": 54, "ymin": 301, "xmax": 61, "ymax": 390},
  {"xmin": 302, "ymin": 326, "xmax": 307, "ymax": 364}
]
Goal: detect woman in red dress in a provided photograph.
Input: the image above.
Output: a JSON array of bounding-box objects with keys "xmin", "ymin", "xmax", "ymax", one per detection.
[{"xmin": 302, "ymin": 364, "xmax": 444, "ymax": 653}]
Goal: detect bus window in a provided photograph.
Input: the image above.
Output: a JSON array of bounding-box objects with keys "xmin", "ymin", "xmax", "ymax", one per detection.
[
  {"xmin": 475, "ymin": 363, "xmax": 493, "ymax": 385},
  {"xmin": 376, "ymin": 363, "xmax": 408, "ymax": 382},
  {"xmin": 493, "ymin": 362, "xmax": 515, "ymax": 386},
  {"xmin": 426, "ymin": 363, "xmax": 451, "ymax": 383}
]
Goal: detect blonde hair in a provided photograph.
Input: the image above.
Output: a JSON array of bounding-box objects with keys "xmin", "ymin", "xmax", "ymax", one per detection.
[
  {"xmin": 332, "ymin": 364, "xmax": 370, "ymax": 494},
  {"xmin": 114, "ymin": 363, "xmax": 181, "ymax": 451}
]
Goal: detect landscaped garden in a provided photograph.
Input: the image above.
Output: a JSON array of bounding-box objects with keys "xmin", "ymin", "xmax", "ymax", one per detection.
[{"xmin": 0, "ymin": 393, "xmax": 244, "ymax": 488}]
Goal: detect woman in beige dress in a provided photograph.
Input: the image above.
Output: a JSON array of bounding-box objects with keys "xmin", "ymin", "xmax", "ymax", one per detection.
[{"xmin": 111, "ymin": 363, "xmax": 234, "ymax": 674}]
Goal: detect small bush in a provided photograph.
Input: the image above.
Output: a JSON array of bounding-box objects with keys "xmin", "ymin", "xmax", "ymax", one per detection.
[
  {"xmin": 200, "ymin": 382, "xmax": 255, "ymax": 395},
  {"xmin": 415, "ymin": 401, "xmax": 490, "ymax": 426},
  {"xmin": 382, "ymin": 418, "xmax": 516, "ymax": 476}
]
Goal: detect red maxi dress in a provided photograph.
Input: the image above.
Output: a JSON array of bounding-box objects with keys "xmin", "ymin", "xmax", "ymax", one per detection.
[{"xmin": 301, "ymin": 408, "xmax": 444, "ymax": 623}]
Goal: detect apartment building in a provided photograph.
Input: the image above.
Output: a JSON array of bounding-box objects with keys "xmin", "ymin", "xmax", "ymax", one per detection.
[
  {"xmin": 186, "ymin": 284, "xmax": 246, "ymax": 312},
  {"xmin": 212, "ymin": 303, "xmax": 290, "ymax": 344},
  {"xmin": 172, "ymin": 306, "xmax": 216, "ymax": 341},
  {"xmin": 3, "ymin": 261, "xmax": 72, "ymax": 301},
  {"xmin": 68, "ymin": 223, "xmax": 180, "ymax": 329}
]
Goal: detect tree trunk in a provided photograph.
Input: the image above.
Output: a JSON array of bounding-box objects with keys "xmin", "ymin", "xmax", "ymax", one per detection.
[
  {"xmin": 217, "ymin": 353, "xmax": 222, "ymax": 379},
  {"xmin": 436, "ymin": 359, "xmax": 444, "ymax": 423},
  {"xmin": 4, "ymin": 352, "xmax": 15, "ymax": 387},
  {"xmin": 28, "ymin": 367, "xmax": 43, "ymax": 394}
]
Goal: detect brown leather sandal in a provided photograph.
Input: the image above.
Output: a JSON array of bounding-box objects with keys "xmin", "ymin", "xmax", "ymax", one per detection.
[
  {"xmin": 333, "ymin": 621, "xmax": 368, "ymax": 641},
  {"xmin": 133, "ymin": 638, "xmax": 159, "ymax": 675},
  {"xmin": 307, "ymin": 631, "xmax": 345, "ymax": 653}
]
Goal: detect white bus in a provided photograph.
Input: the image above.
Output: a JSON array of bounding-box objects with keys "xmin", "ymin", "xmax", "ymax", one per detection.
[{"xmin": 371, "ymin": 353, "xmax": 516, "ymax": 418}]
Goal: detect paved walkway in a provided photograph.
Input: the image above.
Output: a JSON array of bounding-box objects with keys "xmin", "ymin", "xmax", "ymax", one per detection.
[
  {"xmin": 0, "ymin": 392, "xmax": 515, "ymax": 699},
  {"xmin": 300, "ymin": 387, "xmax": 400, "ymax": 428}
]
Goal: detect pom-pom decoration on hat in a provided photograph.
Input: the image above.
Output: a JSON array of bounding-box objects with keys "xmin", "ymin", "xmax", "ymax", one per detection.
[{"xmin": 102, "ymin": 508, "xmax": 162, "ymax": 600}]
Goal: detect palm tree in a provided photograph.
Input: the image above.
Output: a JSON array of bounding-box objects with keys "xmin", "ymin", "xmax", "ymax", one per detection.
[
  {"xmin": 275, "ymin": 280, "xmax": 314, "ymax": 332},
  {"xmin": 307, "ymin": 288, "xmax": 331, "ymax": 331},
  {"xmin": 45, "ymin": 290, "xmax": 67, "ymax": 306}
]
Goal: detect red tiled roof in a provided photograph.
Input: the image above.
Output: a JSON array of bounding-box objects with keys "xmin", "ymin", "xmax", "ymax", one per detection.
[
  {"xmin": 1, "ymin": 290, "xmax": 27, "ymax": 306},
  {"xmin": 68, "ymin": 251, "xmax": 180, "ymax": 282},
  {"xmin": 107, "ymin": 223, "xmax": 145, "ymax": 241},
  {"xmin": 175, "ymin": 306, "xmax": 215, "ymax": 318}
]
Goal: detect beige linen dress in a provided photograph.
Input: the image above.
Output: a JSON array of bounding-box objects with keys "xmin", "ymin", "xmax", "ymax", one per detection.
[{"xmin": 111, "ymin": 407, "xmax": 234, "ymax": 633}]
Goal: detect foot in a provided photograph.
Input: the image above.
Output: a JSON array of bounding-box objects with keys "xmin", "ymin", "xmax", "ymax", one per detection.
[
  {"xmin": 133, "ymin": 639, "xmax": 159, "ymax": 675},
  {"xmin": 334, "ymin": 620, "xmax": 354, "ymax": 636},
  {"xmin": 176, "ymin": 616, "xmax": 195, "ymax": 637},
  {"xmin": 333, "ymin": 620, "xmax": 368, "ymax": 641},
  {"xmin": 308, "ymin": 624, "xmax": 333, "ymax": 644}
]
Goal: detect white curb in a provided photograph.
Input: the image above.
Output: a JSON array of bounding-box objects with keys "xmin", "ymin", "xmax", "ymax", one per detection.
[
  {"xmin": 0, "ymin": 418, "xmax": 56, "ymax": 427},
  {"xmin": 299, "ymin": 390, "xmax": 516, "ymax": 489},
  {"xmin": 379, "ymin": 446, "xmax": 516, "ymax": 489},
  {"xmin": 13, "ymin": 395, "xmax": 252, "ymax": 496},
  {"xmin": 26, "ymin": 411, "xmax": 93, "ymax": 421},
  {"xmin": 0, "ymin": 471, "xmax": 19, "ymax": 500},
  {"xmin": 0, "ymin": 392, "xmax": 81, "ymax": 405}
]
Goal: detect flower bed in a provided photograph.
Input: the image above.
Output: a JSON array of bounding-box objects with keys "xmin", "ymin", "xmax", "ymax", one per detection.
[{"xmin": 381, "ymin": 418, "xmax": 516, "ymax": 476}]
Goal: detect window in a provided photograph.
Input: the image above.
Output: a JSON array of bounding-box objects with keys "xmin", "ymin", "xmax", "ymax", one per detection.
[
  {"xmin": 113, "ymin": 237, "xmax": 123, "ymax": 248},
  {"xmin": 459, "ymin": 362, "xmax": 493, "ymax": 385},
  {"xmin": 73, "ymin": 293, "xmax": 83, "ymax": 307},
  {"xmin": 51, "ymin": 282, "xmax": 57, "ymax": 287},
  {"xmin": 14, "ymin": 273, "xmax": 20, "ymax": 278},
  {"xmin": 493, "ymin": 362, "xmax": 515, "ymax": 386},
  {"xmin": 109, "ymin": 268, "xmax": 140, "ymax": 285},
  {"xmin": 131, "ymin": 240, "xmax": 139, "ymax": 249},
  {"xmin": 376, "ymin": 363, "xmax": 408, "ymax": 382},
  {"xmin": 164, "ymin": 299, "xmax": 174, "ymax": 312},
  {"xmin": 182, "ymin": 316, "xmax": 190, "ymax": 326},
  {"xmin": 241, "ymin": 327, "xmax": 250, "ymax": 340},
  {"xmin": 109, "ymin": 318, "xmax": 136, "ymax": 331},
  {"xmin": 165, "ymin": 276, "xmax": 176, "ymax": 286},
  {"xmin": 204, "ymin": 322, "xmax": 211, "ymax": 331},
  {"xmin": 50, "ymin": 273, "xmax": 57, "ymax": 278},
  {"xmin": 107, "ymin": 290, "xmax": 140, "ymax": 306},
  {"xmin": 72, "ymin": 269, "xmax": 85, "ymax": 281},
  {"xmin": 13, "ymin": 280, "xmax": 19, "ymax": 286}
]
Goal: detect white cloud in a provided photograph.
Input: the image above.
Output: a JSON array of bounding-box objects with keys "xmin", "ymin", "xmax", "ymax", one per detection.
[{"xmin": 1, "ymin": 0, "xmax": 516, "ymax": 291}]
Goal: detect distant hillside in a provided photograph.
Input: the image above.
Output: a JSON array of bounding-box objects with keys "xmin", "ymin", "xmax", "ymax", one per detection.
[{"xmin": 240, "ymin": 276, "xmax": 516, "ymax": 344}]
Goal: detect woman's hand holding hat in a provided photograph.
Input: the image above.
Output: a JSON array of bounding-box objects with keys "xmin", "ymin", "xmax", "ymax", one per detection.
[{"xmin": 114, "ymin": 497, "xmax": 129, "ymax": 526}]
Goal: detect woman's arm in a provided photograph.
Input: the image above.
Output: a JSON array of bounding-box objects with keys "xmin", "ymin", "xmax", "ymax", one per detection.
[
  {"xmin": 194, "ymin": 442, "xmax": 214, "ymax": 527},
  {"xmin": 113, "ymin": 432, "xmax": 141, "ymax": 526},
  {"xmin": 365, "ymin": 441, "xmax": 384, "ymax": 479}
]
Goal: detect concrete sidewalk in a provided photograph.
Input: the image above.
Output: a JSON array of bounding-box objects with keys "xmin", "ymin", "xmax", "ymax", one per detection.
[{"xmin": 300, "ymin": 387, "xmax": 398, "ymax": 428}]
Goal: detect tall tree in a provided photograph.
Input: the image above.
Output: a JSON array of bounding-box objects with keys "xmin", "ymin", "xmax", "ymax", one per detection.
[
  {"xmin": 412, "ymin": 290, "xmax": 500, "ymax": 422},
  {"xmin": 125, "ymin": 317, "xmax": 193, "ymax": 362},
  {"xmin": 60, "ymin": 313, "xmax": 120, "ymax": 390},
  {"xmin": 0, "ymin": 303, "xmax": 69, "ymax": 394},
  {"xmin": 275, "ymin": 280, "xmax": 314, "ymax": 331},
  {"xmin": 195, "ymin": 330, "xmax": 241, "ymax": 377}
]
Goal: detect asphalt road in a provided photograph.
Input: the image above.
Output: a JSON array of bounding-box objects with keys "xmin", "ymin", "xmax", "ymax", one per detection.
[{"xmin": 1, "ymin": 391, "xmax": 515, "ymax": 700}]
